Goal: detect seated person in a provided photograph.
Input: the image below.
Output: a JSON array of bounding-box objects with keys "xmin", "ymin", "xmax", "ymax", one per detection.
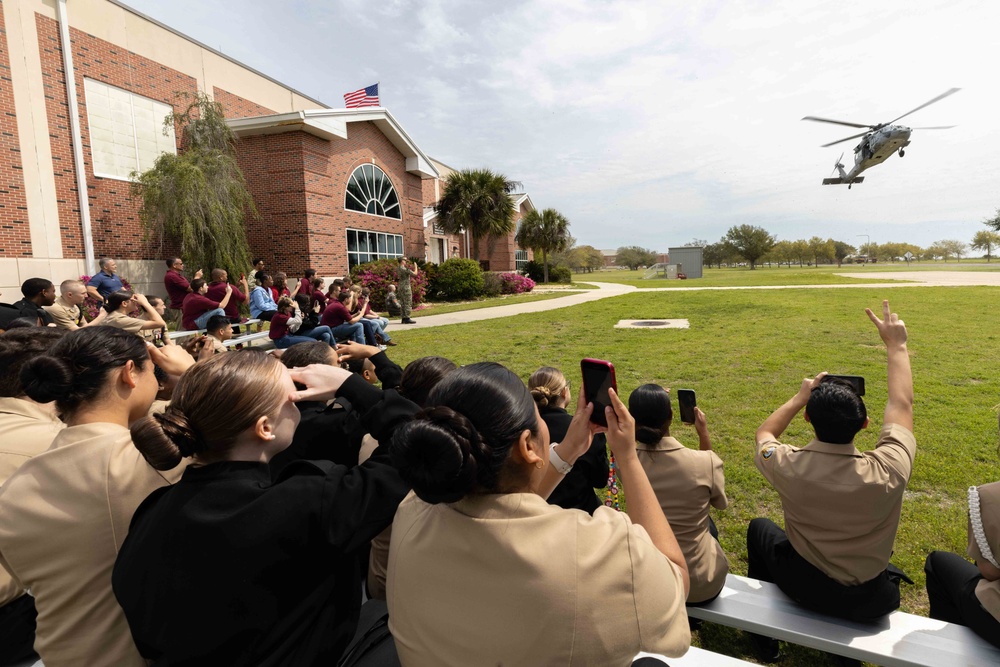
[
  {"xmin": 298, "ymin": 268, "xmax": 316, "ymax": 297},
  {"xmin": 0, "ymin": 328, "xmax": 66, "ymax": 665},
  {"xmin": 139, "ymin": 295, "xmax": 167, "ymax": 345},
  {"xmin": 352, "ymin": 291, "xmax": 394, "ymax": 347},
  {"xmin": 294, "ymin": 294, "xmax": 321, "ymax": 335},
  {"xmin": 112, "ymin": 354, "xmax": 411, "ymax": 665},
  {"xmin": 529, "ymin": 366, "xmax": 608, "ymax": 514},
  {"xmin": 268, "ymin": 296, "xmax": 335, "ymax": 349},
  {"xmin": 44, "ymin": 280, "xmax": 106, "ymax": 330},
  {"xmin": 386, "ymin": 363, "xmax": 691, "ymax": 665},
  {"xmin": 384, "ymin": 284, "xmax": 401, "ymax": 318},
  {"xmin": 629, "ymin": 383, "xmax": 728, "ymax": 604},
  {"xmin": 748, "ymin": 300, "xmax": 914, "ymax": 633},
  {"xmin": 205, "ymin": 270, "xmax": 249, "ymax": 331},
  {"xmin": 9, "ymin": 278, "xmax": 56, "ymax": 326},
  {"xmin": 181, "ymin": 279, "xmax": 231, "ymax": 331},
  {"xmin": 319, "ymin": 292, "xmax": 365, "ymax": 344},
  {"xmin": 204, "ymin": 315, "xmax": 232, "ymax": 354},
  {"xmin": 311, "ymin": 278, "xmax": 327, "ymax": 312},
  {"xmin": 104, "ymin": 290, "xmax": 167, "ymax": 335},
  {"xmin": 249, "ymin": 274, "xmax": 278, "ymax": 322}
]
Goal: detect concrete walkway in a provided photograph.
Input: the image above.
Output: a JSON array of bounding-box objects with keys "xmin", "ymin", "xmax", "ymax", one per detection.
[{"xmin": 400, "ymin": 271, "xmax": 997, "ymax": 330}]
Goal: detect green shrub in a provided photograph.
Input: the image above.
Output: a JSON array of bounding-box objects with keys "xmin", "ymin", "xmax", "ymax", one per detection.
[
  {"xmin": 350, "ymin": 258, "xmax": 427, "ymax": 310},
  {"xmin": 482, "ymin": 272, "xmax": 503, "ymax": 298},
  {"xmin": 523, "ymin": 260, "xmax": 571, "ymax": 284},
  {"xmin": 431, "ymin": 258, "xmax": 485, "ymax": 300}
]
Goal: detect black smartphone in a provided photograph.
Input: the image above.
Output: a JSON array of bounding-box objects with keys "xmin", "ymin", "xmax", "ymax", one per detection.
[
  {"xmin": 822, "ymin": 374, "xmax": 866, "ymax": 396},
  {"xmin": 677, "ymin": 389, "xmax": 697, "ymax": 425},
  {"xmin": 581, "ymin": 358, "xmax": 617, "ymax": 427}
]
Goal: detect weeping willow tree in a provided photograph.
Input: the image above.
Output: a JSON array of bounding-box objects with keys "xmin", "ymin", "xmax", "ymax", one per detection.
[{"xmin": 130, "ymin": 92, "xmax": 255, "ymax": 276}]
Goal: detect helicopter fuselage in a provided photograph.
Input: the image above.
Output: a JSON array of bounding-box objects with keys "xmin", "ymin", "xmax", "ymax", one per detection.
[{"xmin": 844, "ymin": 125, "xmax": 912, "ymax": 181}]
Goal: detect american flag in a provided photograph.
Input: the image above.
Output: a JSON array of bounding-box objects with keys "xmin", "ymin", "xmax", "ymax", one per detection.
[{"xmin": 343, "ymin": 83, "xmax": 380, "ymax": 109}]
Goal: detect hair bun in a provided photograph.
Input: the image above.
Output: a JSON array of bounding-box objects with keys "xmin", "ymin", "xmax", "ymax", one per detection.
[
  {"xmin": 635, "ymin": 425, "xmax": 664, "ymax": 446},
  {"xmin": 154, "ymin": 407, "xmax": 202, "ymax": 458},
  {"xmin": 529, "ymin": 387, "xmax": 551, "ymax": 408},
  {"xmin": 391, "ymin": 406, "xmax": 482, "ymax": 504},
  {"xmin": 20, "ymin": 356, "xmax": 74, "ymax": 404}
]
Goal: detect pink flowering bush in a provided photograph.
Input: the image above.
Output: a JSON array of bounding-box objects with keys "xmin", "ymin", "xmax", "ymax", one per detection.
[
  {"xmin": 499, "ymin": 272, "xmax": 535, "ymax": 294},
  {"xmin": 79, "ymin": 274, "xmax": 140, "ymax": 319},
  {"xmin": 350, "ymin": 259, "xmax": 427, "ymax": 311}
]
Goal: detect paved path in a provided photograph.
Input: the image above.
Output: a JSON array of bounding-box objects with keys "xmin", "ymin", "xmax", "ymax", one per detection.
[{"xmin": 401, "ymin": 271, "xmax": 997, "ymax": 330}]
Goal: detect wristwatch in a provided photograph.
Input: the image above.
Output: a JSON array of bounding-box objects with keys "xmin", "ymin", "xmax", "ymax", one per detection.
[{"xmin": 549, "ymin": 443, "xmax": 573, "ymax": 475}]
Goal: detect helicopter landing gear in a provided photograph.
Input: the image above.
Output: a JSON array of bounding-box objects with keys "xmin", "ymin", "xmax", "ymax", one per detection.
[
  {"xmin": 848, "ymin": 183, "xmax": 852, "ymax": 190},
  {"xmin": 899, "ymin": 148, "xmax": 905, "ymax": 157}
]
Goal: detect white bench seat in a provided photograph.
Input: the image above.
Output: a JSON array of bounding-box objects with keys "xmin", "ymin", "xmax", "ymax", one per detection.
[
  {"xmin": 636, "ymin": 646, "xmax": 756, "ymax": 665},
  {"xmin": 686, "ymin": 574, "xmax": 1000, "ymax": 667},
  {"xmin": 223, "ymin": 331, "xmax": 271, "ymax": 348},
  {"xmin": 167, "ymin": 319, "xmax": 261, "ymax": 340}
]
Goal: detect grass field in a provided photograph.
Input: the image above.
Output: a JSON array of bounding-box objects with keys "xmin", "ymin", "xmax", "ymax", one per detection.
[
  {"xmin": 385, "ymin": 283, "xmax": 1000, "ymax": 664},
  {"xmin": 414, "ymin": 290, "xmax": 584, "ymax": 316},
  {"xmin": 580, "ymin": 265, "xmax": 905, "ymax": 288}
]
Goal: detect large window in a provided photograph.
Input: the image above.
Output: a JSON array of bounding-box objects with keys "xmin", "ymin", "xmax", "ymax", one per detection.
[
  {"xmin": 515, "ymin": 249, "xmax": 529, "ymax": 271},
  {"xmin": 83, "ymin": 79, "xmax": 176, "ymax": 180},
  {"xmin": 345, "ymin": 164, "xmax": 401, "ymax": 219},
  {"xmin": 347, "ymin": 229, "xmax": 404, "ymax": 269}
]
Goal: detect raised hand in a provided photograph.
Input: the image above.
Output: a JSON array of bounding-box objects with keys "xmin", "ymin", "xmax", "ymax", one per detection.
[{"xmin": 865, "ymin": 299, "xmax": 907, "ymax": 348}]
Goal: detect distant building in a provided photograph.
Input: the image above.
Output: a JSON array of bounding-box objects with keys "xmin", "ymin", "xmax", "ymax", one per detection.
[{"xmin": 600, "ymin": 249, "xmax": 618, "ymax": 267}]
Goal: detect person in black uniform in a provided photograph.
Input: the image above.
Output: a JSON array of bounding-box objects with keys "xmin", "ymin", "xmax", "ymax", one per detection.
[
  {"xmin": 112, "ymin": 350, "xmax": 414, "ymax": 666},
  {"xmin": 529, "ymin": 366, "xmax": 609, "ymax": 514}
]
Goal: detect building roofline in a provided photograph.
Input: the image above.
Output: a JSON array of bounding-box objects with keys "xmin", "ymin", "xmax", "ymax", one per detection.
[{"xmin": 110, "ymin": 0, "xmax": 331, "ymax": 109}]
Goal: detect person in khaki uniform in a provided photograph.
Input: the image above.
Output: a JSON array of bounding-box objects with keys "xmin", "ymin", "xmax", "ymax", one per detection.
[
  {"xmin": 387, "ymin": 363, "xmax": 692, "ymax": 666},
  {"xmin": 0, "ymin": 327, "xmax": 193, "ymax": 667},
  {"xmin": 103, "ymin": 290, "xmax": 166, "ymax": 335},
  {"xmin": 43, "ymin": 279, "xmax": 107, "ymax": 330},
  {"xmin": 748, "ymin": 300, "xmax": 914, "ymax": 647},
  {"xmin": 630, "ymin": 383, "xmax": 729, "ymax": 604},
  {"xmin": 925, "ymin": 474, "xmax": 1000, "ymax": 647},
  {"xmin": 0, "ymin": 328, "xmax": 66, "ymax": 664}
]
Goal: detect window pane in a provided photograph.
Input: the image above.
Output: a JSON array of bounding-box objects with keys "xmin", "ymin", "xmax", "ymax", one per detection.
[
  {"xmin": 377, "ymin": 234, "xmax": 387, "ymax": 254},
  {"xmin": 372, "ymin": 168, "xmax": 386, "ymax": 202},
  {"xmin": 368, "ymin": 233, "xmax": 379, "ymax": 256},
  {"xmin": 346, "ymin": 177, "xmax": 366, "ymax": 212},
  {"xmin": 347, "ymin": 230, "xmax": 358, "ymax": 252},
  {"xmin": 357, "ymin": 232, "xmax": 368, "ymax": 253}
]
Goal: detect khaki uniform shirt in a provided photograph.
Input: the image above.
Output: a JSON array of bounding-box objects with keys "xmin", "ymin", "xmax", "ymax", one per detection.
[
  {"xmin": 387, "ymin": 492, "xmax": 690, "ymax": 666},
  {"xmin": 638, "ymin": 436, "xmax": 729, "ymax": 603},
  {"xmin": 755, "ymin": 423, "xmax": 916, "ymax": 585},
  {"xmin": 42, "ymin": 297, "xmax": 86, "ymax": 330},
  {"xmin": 0, "ymin": 397, "xmax": 65, "ymax": 607},
  {"xmin": 0, "ymin": 423, "xmax": 184, "ymax": 667},
  {"xmin": 968, "ymin": 481, "xmax": 1000, "ymax": 621},
  {"xmin": 103, "ymin": 311, "xmax": 146, "ymax": 334}
]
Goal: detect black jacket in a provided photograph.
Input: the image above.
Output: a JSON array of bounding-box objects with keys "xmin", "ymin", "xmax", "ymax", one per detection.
[{"xmin": 540, "ymin": 406, "xmax": 610, "ymax": 514}]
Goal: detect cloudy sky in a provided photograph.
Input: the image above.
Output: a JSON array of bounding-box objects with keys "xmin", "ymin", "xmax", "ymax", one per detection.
[{"xmin": 125, "ymin": 0, "xmax": 999, "ymax": 252}]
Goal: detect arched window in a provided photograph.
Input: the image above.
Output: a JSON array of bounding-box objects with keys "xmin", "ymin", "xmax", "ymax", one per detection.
[{"xmin": 345, "ymin": 164, "xmax": 401, "ymax": 219}]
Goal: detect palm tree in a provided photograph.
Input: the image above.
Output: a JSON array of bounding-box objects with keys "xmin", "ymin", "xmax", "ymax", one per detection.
[
  {"xmin": 515, "ymin": 208, "xmax": 570, "ymax": 283},
  {"xmin": 434, "ymin": 169, "xmax": 522, "ymax": 262}
]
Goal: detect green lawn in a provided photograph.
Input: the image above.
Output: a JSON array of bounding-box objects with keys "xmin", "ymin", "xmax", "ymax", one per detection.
[
  {"xmin": 413, "ymin": 290, "xmax": 582, "ymax": 316},
  {"xmin": 386, "ymin": 284, "xmax": 1000, "ymax": 665},
  {"xmin": 583, "ymin": 265, "xmax": 909, "ymax": 288}
]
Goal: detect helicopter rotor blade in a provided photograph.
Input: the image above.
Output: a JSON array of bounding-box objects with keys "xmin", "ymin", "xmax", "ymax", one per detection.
[
  {"xmin": 801, "ymin": 116, "xmax": 873, "ymax": 129},
  {"xmin": 821, "ymin": 131, "xmax": 869, "ymax": 148},
  {"xmin": 830, "ymin": 153, "xmax": 844, "ymax": 176},
  {"xmin": 910, "ymin": 125, "xmax": 956, "ymax": 130},
  {"xmin": 885, "ymin": 88, "xmax": 960, "ymax": 125}
]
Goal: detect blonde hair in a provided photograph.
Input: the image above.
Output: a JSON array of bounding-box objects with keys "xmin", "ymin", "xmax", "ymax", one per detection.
[
  {"xmin": 528, "ymin": 366, "xmax": 567, "ymax": 408},
  {"xmin": 130, "ymin": 351, "xmax": 287, "ymax": 470}
]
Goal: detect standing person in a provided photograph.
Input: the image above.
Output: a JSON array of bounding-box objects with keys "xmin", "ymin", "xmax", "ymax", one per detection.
[
  {"xmin": 396, "ymin": 257, "xmax": 418, "ymax": 324},
  {"xmin": 251, "ymin": 258, "xmax": 265, "ymax": 284},
  {"xmin": 0, "ymin": 328, "xmax": 66, "ymax": 666},
  {"xmin": 44, "ymin": 280, "xmax": 107, "ymax": 330},
  {"xmin": 528, "ymin": 366, "xmax": 608, "ymax": 514},
  {"xmin": 268, "ymin": 296, "xmax": 335, "ymax": 349},
  {"xmin": 319, "ymin": 292, "xmax": 365, "ymax": 344},
  {"xmin": 249, "ymin": 274, "xmax": 279, "ymax": 322},
  {"xmin": 629, "ymin": 383, "xmax": 729, "ymax": 604},
  {"xmin": 386, "ymin": 364, "xmax": 691, "ymax": 665},
  {"xmin": 103, "ymin": 291, "xmax": 167, "ymax": 335},
  {"xmin": 163, "ymin": 258, "xmax": 202, "ymax": 329},
  {"xmin": 181, "ymin": 279, "xmax": 231, "ymax": 332},
  {"xmin": 747, "ymin": 300, "xmax": 913, "ymax": 656},
  {"xmin": 206, "ymin": 269, "xmax": 249, "ymax": 331},
  {"xmin": 0, "ymin": 327, "xmax": 193, "ymax": 667},
  {"xmin": 86, "ymin": 258, "xmax": 124, "ymax": 303},
  {"xmin": 11, "ymin": 278, "xmax": 57, "ymax": 325},
  {"xmin": 111, "ymin": 354, "xmax": 410, "ymax": 665}
]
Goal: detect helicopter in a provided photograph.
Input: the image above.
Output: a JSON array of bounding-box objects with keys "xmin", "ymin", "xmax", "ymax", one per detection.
[{"xmin": 802, "ymin": 88, "xmax": 960, "ymax": 188}]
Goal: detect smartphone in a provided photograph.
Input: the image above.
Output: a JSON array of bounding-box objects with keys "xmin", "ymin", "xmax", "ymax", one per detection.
[
  {"xmin": 677, "ymin": 389, "xmax": 697, "ymax": 425},
  {"xmin": 822, "ymin": 374, "xmax": 866, "ymax": 396},
  {"xmin": 581, "ymin": 358, "xmax": 617, "ymax": 427}
]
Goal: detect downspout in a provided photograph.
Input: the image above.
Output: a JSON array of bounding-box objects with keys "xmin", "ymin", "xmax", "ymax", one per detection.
[{"xmin": 56, "ymin": 0, "xmax": 95, "ymax": 274}]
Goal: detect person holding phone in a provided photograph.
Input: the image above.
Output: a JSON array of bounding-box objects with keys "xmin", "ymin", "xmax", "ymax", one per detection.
[
  {"xmin": 386, "ymin": 362, "xmax": 691, "ymax": 665},
  {"xmin": 747, "ymin": 300, "xmax": 914, "ymax": 656},
  {"xmin": 629, "ymin": 384, "xmax": 729, "ymax": 605}
]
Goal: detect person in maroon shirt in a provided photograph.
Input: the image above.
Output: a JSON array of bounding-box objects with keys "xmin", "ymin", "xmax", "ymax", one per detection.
[
  {"xmin": 205, "ymin": 269, "xmax": 250, "ymax": 332},
  {"xmin": 181, "ymin": 279, "xmax": 231, "ymax": 331},
  {"xmin": 268, "ymin": 297, "xmax": 335, "ymax": 349},
  {"xmin": 319, "ymin": 292, "xmax": 365, "ymax": 343},
  {"xmin": 298, "ymin": 269, "xmax": 316, "ymax": 299},
  {"xmin": 163, "ymin": 257, "xmax": 202, "ymax": 328}
]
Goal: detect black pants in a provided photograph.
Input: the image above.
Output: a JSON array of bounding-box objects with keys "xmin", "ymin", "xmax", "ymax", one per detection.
[
  {"xmin": 0, "ymin": 594, "xmax": 38, "ymax": 667},
  {"xmin": 747, "ymin": 518, "xmax": 901, "ymax": 622},
  {"xmin": 925, "ymin": 550, "xmax": 1000, "ymax": 648}
]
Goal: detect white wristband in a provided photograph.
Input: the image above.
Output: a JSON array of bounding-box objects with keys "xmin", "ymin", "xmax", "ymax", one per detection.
[{"xmin": 549, "ymin": 443, "xmax": 573, "ymax": 475}]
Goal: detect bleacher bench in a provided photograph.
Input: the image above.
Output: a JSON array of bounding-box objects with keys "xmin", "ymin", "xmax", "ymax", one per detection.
[
  {"xmin": 686, "ymin": 574, "xmax": 1000, "ymax": 667},
  {"xmin": 167, "ymin": 319, "xmax": 261, "ymax": 340},
  {"xmin": 636, "ymin": 646, "xmax": 756, "ymax": 665},
  {"xmin": 223, "ymin": 331, "xmax": 270, "ymax": 348}
]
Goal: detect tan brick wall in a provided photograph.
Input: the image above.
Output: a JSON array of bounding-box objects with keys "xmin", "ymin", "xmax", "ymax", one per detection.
[{"xmin": 0, "ymin": 6, "xmax": 31, "ymax": 257}]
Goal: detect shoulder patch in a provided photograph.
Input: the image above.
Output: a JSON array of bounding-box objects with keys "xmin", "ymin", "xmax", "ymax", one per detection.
[{"xmin": 761, "ymin": 445, "xmax": 777, "ymax": 460}]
